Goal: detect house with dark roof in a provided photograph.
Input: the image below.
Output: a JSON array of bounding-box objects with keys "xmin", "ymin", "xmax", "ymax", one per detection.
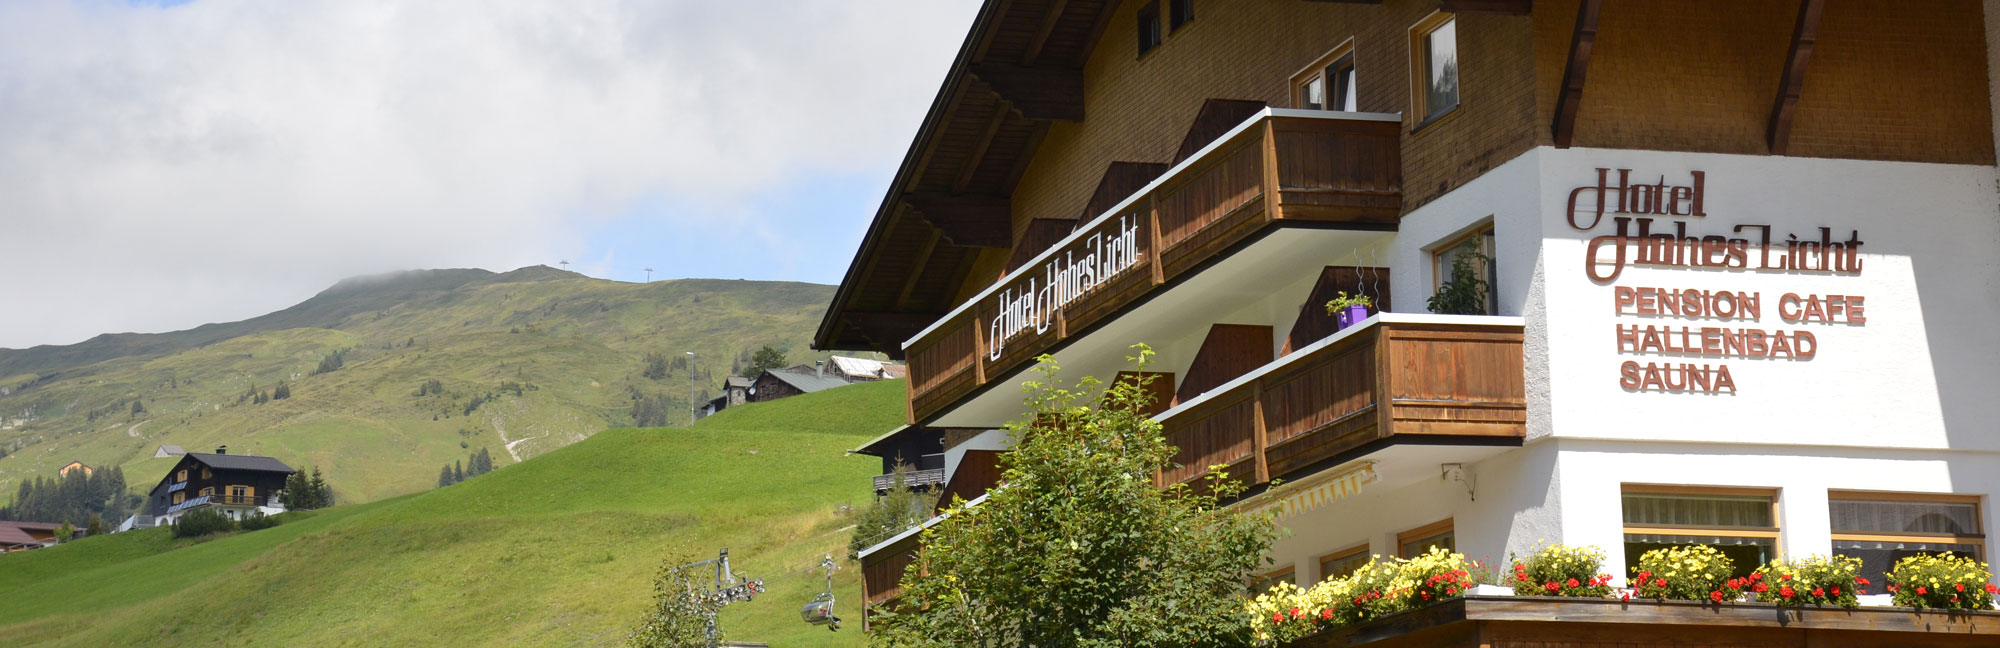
[
  {"xmin": 153, "ymin": 444, "xmax": 187, "ymax": 459},
  {"xmin": 747, "ymin": 365, "xmax": 857, "ymax": 403},
  {"xmin": 145, "ymin": 445, "xmax": 296, "ymax": 525},
  {"xmin": 0, "ymin": 521, "xmax": 62, "ymax": 552}
]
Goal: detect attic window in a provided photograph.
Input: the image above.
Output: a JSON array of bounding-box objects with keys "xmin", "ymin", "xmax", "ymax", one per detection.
[
  {"xmin": 1169, "ymin": 0, "xmax": 1193, "ymax": 32},
  {"xmin": 1137, "ymin": 2, "xmax": 1162, "ymax": 57}
]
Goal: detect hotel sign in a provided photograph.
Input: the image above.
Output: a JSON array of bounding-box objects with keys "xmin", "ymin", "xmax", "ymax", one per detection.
[
  {"xmin": 1567, "ymin": 169, "xmax": 1868, "ymax": 394},
  {"xmin": 988, "ymin": 214, "xmax": 1144, "ymax": 361}
]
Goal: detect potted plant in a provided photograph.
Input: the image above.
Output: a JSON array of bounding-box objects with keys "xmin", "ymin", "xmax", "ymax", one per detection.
[
  {"xmin": 1427, "ymin": 242, "xmax": 1491, "ymax": 315},
  {"xmin": 1324, "ymin": 292, "xmax": 1375, "ymax": 331}
]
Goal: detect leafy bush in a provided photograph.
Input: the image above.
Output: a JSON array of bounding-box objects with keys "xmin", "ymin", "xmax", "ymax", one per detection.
[
  {"xmin": 239, "ymin": 511, "xmax": 281, "ymax": 531},
  {"xmin": 1748, "ymin": 555, "xmax": 1864, "ymax": 608},
  {"xmin": 1887, "ymin": 553, "xmax": 1997, "ymax": 610},
  {"xmin": 1630, "ymin": 545, "xmax": 1736, "ymax": 603},
  {"xmin": 1508, "ymin": 543, "xmax": 1613, "ymax": 598},
  {"xmin": 172, "ymin": 508, "xmax": 235, "ymax": 538}
]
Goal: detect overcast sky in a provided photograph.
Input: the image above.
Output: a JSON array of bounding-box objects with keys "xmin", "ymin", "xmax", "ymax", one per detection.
[{"xmin": 0, "ymin": 0, "xmax": 978, "ymax": 350}]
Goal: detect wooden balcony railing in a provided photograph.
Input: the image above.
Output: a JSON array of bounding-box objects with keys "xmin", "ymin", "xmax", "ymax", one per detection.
[
  {"xmin": 1157, "ymin": 315, "xmax": 1526, "ymax": 491},
  {"xmin": 904, "ymin": 109, "xmax": 1402, "ymax": 423}
]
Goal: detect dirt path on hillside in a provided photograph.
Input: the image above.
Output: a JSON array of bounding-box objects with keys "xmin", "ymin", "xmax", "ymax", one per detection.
[
  {"xmin": 490, "ymin": 416, "xmax": 544, "ymax": 463},
  {"xmin": 127, "ymin": 419, "xmax": 150, "ymax": 438}
]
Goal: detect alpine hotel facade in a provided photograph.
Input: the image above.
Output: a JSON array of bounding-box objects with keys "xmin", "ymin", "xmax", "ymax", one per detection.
[{"xmin": 820, "ymin": 0, "xmax": 2000, "ymax": 644}]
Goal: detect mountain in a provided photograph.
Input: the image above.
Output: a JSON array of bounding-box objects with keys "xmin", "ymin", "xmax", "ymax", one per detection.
[
  {"xmin": 0, "ymin": 379, "xmax": 902, "ymax": 647},
  {"xmin": 0, "ymin": 267, "xmax": 843, "ymax": 506}
]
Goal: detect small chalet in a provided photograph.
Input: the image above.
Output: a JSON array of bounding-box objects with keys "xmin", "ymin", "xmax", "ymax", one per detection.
[
  {"xmin": 748, "ymin": 364, "xmax": 855, "ymax": 403},
  {"xmin": 145, "ymin": 445, "xmax": 296, "ymax": 526},
  {"xmin": 825, "ymin": 356, "xmax": 905, "ymax": 382},
  {"xmin": 0, "ymin": 521, "xmax": 62, "ymax": 552},
  {"xmin": 57, "ymin": 461, "xmax": 92, "ymax": 478},
  {"xmin": 153, "ymin": 444, "xmax": 187, "ymax": 459}
]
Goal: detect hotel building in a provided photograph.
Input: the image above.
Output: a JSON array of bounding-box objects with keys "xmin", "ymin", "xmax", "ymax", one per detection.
[{"xmin": 819, "ymin": 0, "xmax": 2000, "ymax": 644}]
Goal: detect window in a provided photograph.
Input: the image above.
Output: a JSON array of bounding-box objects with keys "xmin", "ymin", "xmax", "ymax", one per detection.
[
  {"xmin": 199, "ymin": 487, "xmax": 214, "ymax": 497},
  {"xmin": 1409, "ymin": 12, "xmax": 1460, "ymax": 125},
  {"xmin": 176, "ymin": 469, "xmax": 187, "ymax": 483},
  {"xmin": 230, "ymin": 486, "xmax": 249, "ymax": 501},
  {"xmin": 1169, "ymin": 0, "xmax": 1194, "ymax": 32},
  {"xmin": 1292, "ymin": 42, "xmax": 1358, "ymax": 112},
  {"xmin": 1398, "ymin": 519, "xmax": 1455, "ymax": 558},
  {"xmin": 1430, "ymin": 225, "xmax": 1497, "ymax": 315},
  {"xmin": 1318, "ymin": 544, "xmax": 1371, "ymax": 581},
  {"xmin": 1253, "ymin": 565, "xmax": 1296, "ymax": 593},
  {"xmin": 1830, "ymin": 493, "xmax": 1985, "ymax": 589},
  {"xmin": 172, "ymin": 492, "xmax": 185, "ymax": 505},
  {"xmin": 1623, "ymin": 487, "xmax": 1778, "ymax": 579},
  {"xmin": 1137, "ymin": 2, "xmax": 1163, "ymax": 57},
  {"xmin": 202, "ymin": 468, "xmax": 212, "ymax": 480}
]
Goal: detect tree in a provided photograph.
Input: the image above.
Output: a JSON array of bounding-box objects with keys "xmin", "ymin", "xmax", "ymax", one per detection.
[
  {"xmin": 86, "ymin": 515, "xmax": 103, "ymax": 536},
  {"xmin": 307, "ymin": 466, "xmax": 332, "ymax": 508},
  {"xmin": 476, "ymin": 448, "xmax": 494, "ymax": 474},
  {"xmin": 438, "ymin": 465, "xmax": 453, "ymax": 488},
  {"xmin": 453, "ymin": 460, "xmax": 464, "ymax": 484},
  {"xmin": 849, "ymin": 465, "xmax": 939, "ymax": 558},
  {"xmin": 313, "ymin": 348, "xmax": 348, "ymax": 375},
  {"xmin": 741, "ymin": 346, "xmax": 788, "ymax": 378},
  {"xmin": 273, "ymin": 381, "xmax": 291, "ymax": 400},
  {"xmin": 130, "ymin": 400, "xmax": 146, "ymax": 416},
  {"xmin": 626, "ymin": 550, "xmax": 725, "ymax": 648},
  {"xmin": 633, "ymin": 393, "xmax": 673, "ymax": 428},
  {"xmin": 872, "ymin": 346, "xmax": 1276, "ymax": 648},
  {"xmin": 642, "ymin": 352, "xmax": 670, "ymax": 381}
]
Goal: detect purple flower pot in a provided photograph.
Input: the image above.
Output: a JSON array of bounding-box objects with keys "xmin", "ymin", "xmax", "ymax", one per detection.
[{"xmin": 1336, "ymin": 305, "xmax": 1371, "ymax": 330}]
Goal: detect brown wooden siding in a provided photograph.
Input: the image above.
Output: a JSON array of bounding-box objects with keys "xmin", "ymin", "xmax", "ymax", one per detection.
[
  {"xmin": 1286, "ymin": 266, "xmax": 1393, "ymax": 355},
  {"xmin": 1175, "ymin": 324, "xmax": 1274, "ymax": 404},
  {"xmin": 1158, "ymin": 318, "xmax": 1524, "ymax": 490},
  {"xmin": 904, "ymin": 111, "xmax": 1400, "ymax": 423},
  {"xmin": 1288, "ymin": 597, "xmax": 2000, "ymax": 648}
]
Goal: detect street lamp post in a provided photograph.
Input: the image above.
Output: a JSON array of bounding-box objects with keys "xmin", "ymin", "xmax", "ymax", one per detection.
[{"xmin": 686, "ymin": 351, "xmax": 697, "ymax": 426}]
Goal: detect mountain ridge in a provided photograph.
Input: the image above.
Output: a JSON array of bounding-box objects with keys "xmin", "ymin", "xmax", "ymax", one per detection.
[{"xmin": 0, "ymin": 267, "xmax": 841, "ymax": 506}]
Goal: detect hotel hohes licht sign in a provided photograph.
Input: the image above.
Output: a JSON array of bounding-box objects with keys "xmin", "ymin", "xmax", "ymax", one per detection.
[
  {"xmin": 1567, "ymin": 169, "xmax": 1868, "ymax": 395},
  {"xmin": 987, "ymin": 214, "xmax": 1143, "ymax": 361}
]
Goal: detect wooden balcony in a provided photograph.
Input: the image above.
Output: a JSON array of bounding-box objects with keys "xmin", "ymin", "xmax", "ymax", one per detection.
[
  {"xmin": 904, "ymin": 109, "xmax": 1402, "ymax": 424},
  {"xmin": 1157, "ymin": 315, "xmax": 1525, "ymax": 491}
]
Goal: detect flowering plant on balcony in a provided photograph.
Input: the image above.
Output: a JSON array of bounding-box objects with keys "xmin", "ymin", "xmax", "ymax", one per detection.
[
  {"xmin": 1507, "ymin": 543, "xmax": 1614, "ymax": 598},
  {"xmin": 1323, "ymin": 292, "xmax": 1374, "ymax": 313},
  {"xmin": 1886, "ymin": 553, "xmax": 1997, "ymax": 611},
  {"xmin": 1245, "ymin": 581, "xmax": 1324, "ymax": 645},
  {"xmin": 1397, "ymin": 546, "xmax": 1485, "ymax": 609},
  {"xmin": 1747, "ymin": 555, "xmax": 1865, "ymax": 608},
  {"xmin": 1629, "ymin": 545, "xmax": 1739, "ymax": 603}
]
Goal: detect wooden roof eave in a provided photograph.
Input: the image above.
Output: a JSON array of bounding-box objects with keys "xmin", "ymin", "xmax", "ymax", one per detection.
[{"xmin": 814, "ymin": 1, "xmax": 1010, "ymax": 352}]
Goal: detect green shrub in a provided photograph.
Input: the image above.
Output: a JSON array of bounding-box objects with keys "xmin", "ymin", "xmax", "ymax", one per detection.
[
  {"xmin": 1888, "ymin": 553, "xmax": 1996, "ymax": 610},
  {"xmin": 172, "ymin": 509, "xmax": 235, "ymax": 538},
  {"xmin": 1508, "ymin": 543, "xmax": 1613, "ymax": 598},
  {"xmin": 239, "ymin": 511, "xmax": 281, "ymax": 531}
]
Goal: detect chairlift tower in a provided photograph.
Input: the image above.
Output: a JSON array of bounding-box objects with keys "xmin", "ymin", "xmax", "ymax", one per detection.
[{"xmin": 675, "ymin": 547, "xmax": 764, "ymax": 648}]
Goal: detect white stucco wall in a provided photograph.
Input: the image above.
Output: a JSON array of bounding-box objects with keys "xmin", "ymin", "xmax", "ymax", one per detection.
[{"xmin": 1533, "ymin": 150, "xmax": 2000, "ymax": 452}]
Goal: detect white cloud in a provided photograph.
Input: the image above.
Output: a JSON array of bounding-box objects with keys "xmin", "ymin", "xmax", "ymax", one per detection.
[{"xmin": 0, "ymin": 0, "xmax": 976, "ymax": 349}]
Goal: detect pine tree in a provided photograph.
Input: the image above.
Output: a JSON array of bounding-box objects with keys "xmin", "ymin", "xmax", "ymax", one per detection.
[
  {"xmin": 307, "ymin": 466, "xmax": 332, "ymax": 509},
  {"xmin": 86, "ymin": 515, "xmax": 103, "ymax": 536},
  {"xmin": 478, "ymin": 448, "xmax": 494, "ymax": 474},
  {"xmin": 273, "ymin": 381, "xmax": 290, "ymax": 400},
  {"xmin": 453, "ymin": 460, "xmax": 464, "ymax": 484},
  {"xmin": 438, "ymin": 465, "xmax": 453, "ymax": 488}
]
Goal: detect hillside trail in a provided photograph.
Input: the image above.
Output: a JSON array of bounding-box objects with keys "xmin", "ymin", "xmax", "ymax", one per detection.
[
  {"xmin": 490, "ymin": 416, "xmax": 544, "ymax": 463},
  {"xmin": 127, "ymin": 419, "xmax": 150, "ymax": 438}
]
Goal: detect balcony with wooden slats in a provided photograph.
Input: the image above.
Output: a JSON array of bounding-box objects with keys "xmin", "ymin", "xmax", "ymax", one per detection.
[
  {"xmin": 903, "ymin": 108, "xmax": 1403, "ymax": 424},
  {"xmin": 1157, "ymin": 314, "xmax": 1526, "ymax": 493}
]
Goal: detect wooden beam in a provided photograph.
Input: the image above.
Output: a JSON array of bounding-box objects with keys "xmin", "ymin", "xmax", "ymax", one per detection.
[
  {"xmin": 1075, "ymin": 0, "xmax": 1120, "ymax": 67},
  {"xmin": 1551, "ymin": 0, "xmax": 1601, "ymax": 149},
  {"xmin": 844, "ymin": 311, "xmax": 941, "ymax": 354},
  {"xmin": 904, "ymin": 192, "xmax": 1012, "ymax": 248},
  {"xmin": 969, "ymin": 62, "xmax": 1084, "ymax": 122},
  {"xmin": 1767, "ymin": 0, "xmax": 1824, "ymax": 156},
  {"xmin": 894, "ymin": 229, "xmax": 944, "ymax": 311},
  {"xmin": 970, "ymin": 0, "xmax": 1014, "ymax": 63},
  {"xmin": 1021, "ymin": 0, "xmax": 1070, "ymax": 67},
  {"xmin": 953, "ymin": 103, "xmax": 1011, "ymax": 194},
  {"xmin": 1440, "ymin": 0, "xmax": 1531, "ymax": 14}
]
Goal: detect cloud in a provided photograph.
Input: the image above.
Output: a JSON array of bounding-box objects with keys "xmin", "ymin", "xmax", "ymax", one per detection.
[{"xmin": 0, "ymin": 0, "xmax": 976, "ymax": 349}]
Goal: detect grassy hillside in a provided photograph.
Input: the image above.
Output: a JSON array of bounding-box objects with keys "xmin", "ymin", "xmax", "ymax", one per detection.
[
  {"xmin": 0, "ymin": 379, "xmax": 905, "ymax": 647},
  {"xmin": 0, "ymin": 267, "xmax": 854, "ymax": 506}
]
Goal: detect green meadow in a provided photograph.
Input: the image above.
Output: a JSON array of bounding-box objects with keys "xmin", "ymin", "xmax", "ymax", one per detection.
[
  {"xmin": 0, "ymin": 268, "xmax": 842, "ymax": 507},
  {"xmin": 0, "ymin": 379, "xmax": 906, "ymax": 647}
]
